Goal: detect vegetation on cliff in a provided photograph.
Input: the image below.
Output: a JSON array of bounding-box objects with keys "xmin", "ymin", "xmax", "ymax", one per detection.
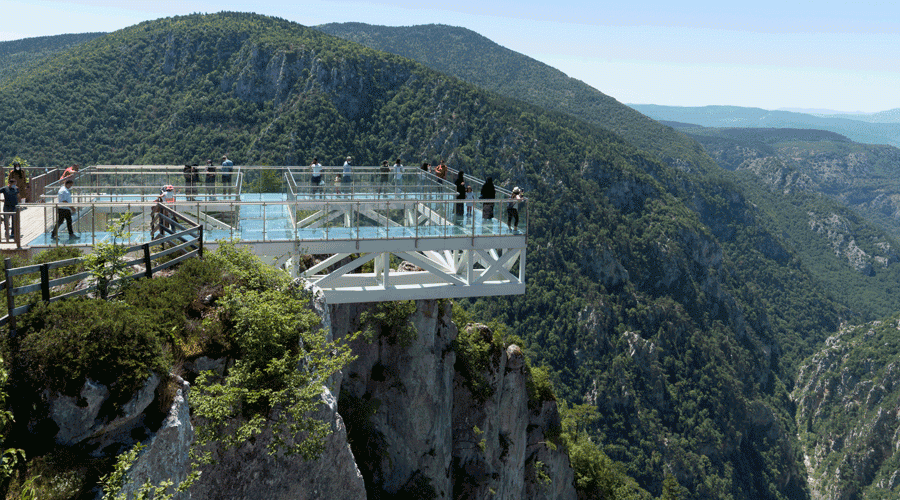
[
  {"xmin": 2, "ymin": 243, "xmax": 352, "ymax": 498},
  {"xmin": 794, "ymin": 315, "xmax": 900, "ymax": 499}
]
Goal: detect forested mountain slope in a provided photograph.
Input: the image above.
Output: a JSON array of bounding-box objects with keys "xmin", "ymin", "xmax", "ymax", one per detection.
[
  {"xmin": 0, "ymin": 13, "xmax": 848, "ymax": 499},
  {"xmin": 677, "ymin": 126, "xmax": 900, "ymax": 319},
  {"xmin": 0, "ymin": 32, "xmax": 106, "ymax": 84},
  {"xmin": 315, "ymin": 22, "xmax": 716, "ymax": 173}
]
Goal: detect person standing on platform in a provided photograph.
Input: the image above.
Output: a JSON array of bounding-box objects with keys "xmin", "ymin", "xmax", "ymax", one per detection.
[
  {"xmin": 191, "ymin": 164, "xmax": 200, "ymax": 200},
  {"xmin": 205, "ymin": 160, "xmax": 216, "ymax": 199},
  {"xmin": 221, "ymin": 155, "xmax": 234, "ymax": 196},
  {"xmin": 0, "ymin": 178, "xmax": 19, "ymax": 239},
  {"xmin": 342, "ymin": 156, "xmax": 353, "ymax": 189},
  {"xmin": 378, "ymin": 160, "xmax": 390, "ymax": 198},
  {"xmin": 480, "ymin": 176, "xmax": 496, "ymax": 222},
  {"xmin": 393, "ymin": 158, "xmax": 404, "ymax": 193},
  {"xmin": 183, "ymin": 164, "xmax": 195, "ymax": 201},
  {"xmin": 51, "ymin": 179, "xmax": 79, "ymax": 240},
  {"xmin": 310, "ymin": 157, "xmax": 323, "ymax": 198},
  {"xmin": 454, "ymin": 170, "xmax": 466, "ymax": 218},
  {"xmin": 507, "ymin": 187, "xmax": 523, "ymax": 232},
  {"xmin": 7, "ymin": 161, "xmax": 28, "ymax": 203}
]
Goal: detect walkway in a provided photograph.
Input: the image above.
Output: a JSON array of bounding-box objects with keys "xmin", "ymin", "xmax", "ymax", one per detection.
[{"xmin": 7, "ymin": 165, "xmax": 527, "ymax": 303}]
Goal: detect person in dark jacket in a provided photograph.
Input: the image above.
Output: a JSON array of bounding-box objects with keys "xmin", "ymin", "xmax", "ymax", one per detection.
[
  {"xmin": 455, "ymin": 170, "xmax": 466, "ymax": 217},
  {"xmin": 0, "ymin": 178, "xmax": 19, "ymax": 239},
  {"xmin": 183, "ymin": 164, "xmax": 194, "ymax": 201},
  {"xmin": 205, "ymin": 160, "xmax": 216, "ymax": 198},
  {"xmin": 480, "ymin": 176, "xmax": 496, "ymax": 221}
]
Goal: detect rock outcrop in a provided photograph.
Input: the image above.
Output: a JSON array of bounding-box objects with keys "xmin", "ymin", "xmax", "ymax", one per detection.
[
  {"xmin": 47, "ymin": 373, "xmax": 161, "ymax": 454},
  {"xmin": 794, "ymin": 318, "xmax": 900, "ymax": 499},
  {"xmin": 118, "ymin": 376, "xmax": 194, "ymax": 500},
  {"xmin": 115, "ymin": 292, "xmax": 575, "ymax": 499},
  {"xmin": 331, "ymin": 303, "xmax": 576, "ymax": 500}
]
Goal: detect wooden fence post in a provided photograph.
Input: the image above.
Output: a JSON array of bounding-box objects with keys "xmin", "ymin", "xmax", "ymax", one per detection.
[
  {"xmin": 4, "ymin": 258, "xmax": 14, "ymax": 333},
  {"xmin": 40, "ymin": 263, "xmax": 50, "ymax": 303},
  {"xmin": 143, "ymin": 243, "xmax": 153, "ymax": 279},
  {"xmin": 14, "ymin": 210, "xmax": 21, "ymax": 249},
  {"xmin": 198, "ymin": 225, "xmax": 204, "ymax": 258}
]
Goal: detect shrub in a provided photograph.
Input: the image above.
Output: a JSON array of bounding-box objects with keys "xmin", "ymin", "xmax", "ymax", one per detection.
[
  {"xmin": 453, "ymin": 322, "xmax": 504, "ymax": 402},
  {"xmin": 15, "ymin": 298, "xmax": 170, "ymax": 407},
  {"xmin": 360, "ymin": 300, "xmax": 418, "ymax": 345},
  {"xmin": 190, "ymin": 245, "xmax": 357, "ymax": 460}
]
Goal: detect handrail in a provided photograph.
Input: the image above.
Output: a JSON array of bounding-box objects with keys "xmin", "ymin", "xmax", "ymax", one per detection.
[{"xmin": 1, "ymin": 222, "xmax": 203, "ymax": 332}]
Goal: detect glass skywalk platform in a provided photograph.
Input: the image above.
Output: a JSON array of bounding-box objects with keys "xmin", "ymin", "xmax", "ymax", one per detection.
[{"xmin": 25, "ymin": 165, "xmax": 527, "ymax": 303}]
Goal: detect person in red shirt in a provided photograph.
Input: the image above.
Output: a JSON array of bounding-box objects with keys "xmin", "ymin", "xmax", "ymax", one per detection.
[{"xmin": 62, "ymin": 164, "xmax": 79, "ymax": 180}]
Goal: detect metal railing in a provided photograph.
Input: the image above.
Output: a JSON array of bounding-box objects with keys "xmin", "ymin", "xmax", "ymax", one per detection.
[{"xmin": 25, "ymin": 164, "xmax": 526, "ymax": 248}]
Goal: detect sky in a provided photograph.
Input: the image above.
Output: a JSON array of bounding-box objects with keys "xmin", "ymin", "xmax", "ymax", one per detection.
[{"xmin": 1, "ymin": 0, "xmax": 898, "ymax": 113}]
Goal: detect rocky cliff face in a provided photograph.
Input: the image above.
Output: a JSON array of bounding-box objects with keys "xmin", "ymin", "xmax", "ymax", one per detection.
[
  {"xmin": 329, "ymin": 301, "xmax": 575, "ymax": 500},
  {"xmin": 793, "ymin": 318, "xmax": 900, "ymax": 499},
  {"xmin": 118, "ymin": 293, "xmax": 574, "ymax": 499}
]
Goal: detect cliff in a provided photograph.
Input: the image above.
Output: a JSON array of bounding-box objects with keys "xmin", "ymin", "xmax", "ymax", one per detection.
[
  {"xmin": 793, "ymin": 316, "xmax": 900, "ymax": 499},
  {"xmin": 120, "ymin": 291, "xmax": 575, "ymax": 499}
]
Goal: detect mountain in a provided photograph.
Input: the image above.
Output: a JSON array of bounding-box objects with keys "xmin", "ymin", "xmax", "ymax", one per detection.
[
  {"xmin": 670, "ymin": 125, "xmax": 900, "ymax": 319},
  {"xmin": 631, "ymin": 104, "xmax": 900, "ymax": 148},
  {"xmin": 315, "ymin": 22, "xmax": 717, "ymax": 174},
  {"xmin": 817, "ymin": 108, "xmax": 900, "ymax": 124},
  {"xmin": 0, "ymin": 32, "xmax": 106, "ymax": 84},
  {"xmin": 0, "ymin": 13, "xmax": 853, "ymax": 499}
]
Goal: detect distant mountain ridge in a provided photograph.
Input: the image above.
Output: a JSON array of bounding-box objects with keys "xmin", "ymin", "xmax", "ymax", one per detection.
[
  {"xmin": 631, "ymin": 104, "xmax": 900, "ymax": 147},
  {"xmin": 0, "ymin": 32, "xmax": 106, "ymax": 84},
  {"xmin": 315, "ymin": 22, "xmax": 717, "ymax": 173}
]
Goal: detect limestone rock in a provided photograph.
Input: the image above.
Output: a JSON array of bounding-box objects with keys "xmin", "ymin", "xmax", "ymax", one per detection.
[
  {"xmin": 120, "ymin": 375, "xmax": 194, "ymax": 500},
  {"xmin": 451, "ymin": 326, "xmax": 576, "ymax": 500},
  {"xmin": 48, "ymin": 373, "xmax": 160, "ymax": 450},
  {"xmin": 332, "ymin": 299, "xmax": 457, "ymax": 499},
  {"xmin": 190, "ymin": 386, "xmax": 365, "ymax": 500}
]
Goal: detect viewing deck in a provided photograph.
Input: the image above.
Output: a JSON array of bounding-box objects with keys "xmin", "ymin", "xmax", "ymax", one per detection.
[{"xmin": 10, "ymin": 165, "xmax": 527, "ymax": 303}]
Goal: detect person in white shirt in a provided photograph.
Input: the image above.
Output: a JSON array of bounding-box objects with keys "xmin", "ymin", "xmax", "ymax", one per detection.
[
  {"xmin": 393, "ymin": 158, "xmax": 403, "ymax": 192},
  {"xmin": 310, "ymin": 157, "xmax": 323, "ymax": 197},
  {"xmin": 51, "ymin": 179, "xmax": 79, "ymax": 239},
  {"xmin": 342, "ymin": 156, "xmax": 353, "ymax": 189}
]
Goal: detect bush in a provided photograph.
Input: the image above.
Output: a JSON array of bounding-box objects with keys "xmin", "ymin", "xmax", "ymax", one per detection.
[
  {"xmin": 190, "ymin": 244, "xmax": 357, "ymax": 460},
  {"xmin": 360, "ymin": 300, "xmax": 418, "ymax": 345},
  {"xmin": 453, "ymin": 322, "xmax": 504, "ymax": 402},
  {"xmin": 15, "ymin": 298, "xmax": 170, "ymax": 406}
]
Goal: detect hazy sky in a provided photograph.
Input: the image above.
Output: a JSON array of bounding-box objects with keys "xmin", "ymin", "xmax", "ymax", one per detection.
[{"xmin": 2, "ymin": 0, "xmax": 897, "ymax": 113}]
